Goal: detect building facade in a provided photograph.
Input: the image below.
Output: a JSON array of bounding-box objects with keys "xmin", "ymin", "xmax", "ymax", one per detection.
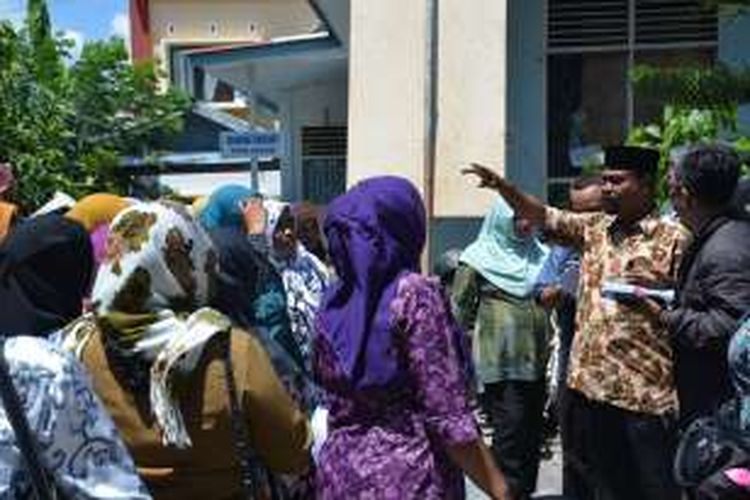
[
  {"xmin": 133, "ymin": 0, "xmax": 749, "ymax": 260},
  {"xmin": 129, "ymin": 0, "xmax": 348, "ymax": 202}
]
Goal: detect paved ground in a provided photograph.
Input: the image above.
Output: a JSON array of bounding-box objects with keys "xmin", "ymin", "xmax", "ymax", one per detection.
[{"xmin": 466, "ymin": 440, "xmax": 563, "ymax": 499}]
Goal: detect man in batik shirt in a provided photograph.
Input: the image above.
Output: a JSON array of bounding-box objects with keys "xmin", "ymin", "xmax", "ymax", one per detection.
[{"xmin": 464, "ymin": 146, "xmax": 687, "ymax": 500}]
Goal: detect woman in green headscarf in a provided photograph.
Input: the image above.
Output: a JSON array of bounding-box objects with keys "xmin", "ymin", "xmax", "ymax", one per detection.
[{"xmin": 452, "ymin": 197, "xmax": 549, "ymax": 500}]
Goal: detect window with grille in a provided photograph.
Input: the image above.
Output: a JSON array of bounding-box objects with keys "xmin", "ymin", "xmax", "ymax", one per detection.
[
  {"xmin": 545, "ymin": 0, "xmax": 718, "ymax": 202},
  {"xmin": 547, "ymin": 0, "xmax": 717, "ymax": 51},
  {"xmin": 547, "ymin": 0, "xmax": 629, "ymax": 51},
  {"xmin": 301, "ymin": 127, "xmax": 347, "ymax": 204},
  {"xmin": 635, "ymin": 0, "xmax": 717, "ymax": 46}
]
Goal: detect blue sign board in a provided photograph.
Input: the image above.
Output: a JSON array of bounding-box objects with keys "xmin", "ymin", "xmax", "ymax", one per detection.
[{"xmin": 220, "ymin": 132, "xmax": 280, "ymax": 159}]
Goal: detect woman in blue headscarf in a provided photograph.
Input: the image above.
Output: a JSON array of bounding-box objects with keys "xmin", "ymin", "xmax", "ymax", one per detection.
[
  {"xmin": 314, "ymin": 176, "xmax": 508, "ymax": 499},
  {"xmin": 198, "ymin": 184, "xmax": 258, "ymax": 230},
  {"xmin": 199, "ymin": 185, "xmax": 312, "ymax": 409},
  {"xmin": 452, "ymin": 197, "xmax": 549, "ymax": 500}
]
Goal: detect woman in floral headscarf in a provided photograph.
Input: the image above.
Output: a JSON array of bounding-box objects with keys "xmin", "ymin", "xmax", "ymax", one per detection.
[
  {"xmin": 673, "ymin": 316, "xmax": 750, "ymax": 498},
  {"xmin": 730, "ymin": 315, "xmax": 750, "ymax": 418},
  {"xmin": 60, "ymin": 201, "xmax": 310, "ymax": 499}
]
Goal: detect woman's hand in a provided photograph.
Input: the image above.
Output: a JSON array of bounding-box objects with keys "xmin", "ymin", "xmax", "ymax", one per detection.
[{"xmin": 447, "ymin": 439, "xmax": 510, "ymax": 500}]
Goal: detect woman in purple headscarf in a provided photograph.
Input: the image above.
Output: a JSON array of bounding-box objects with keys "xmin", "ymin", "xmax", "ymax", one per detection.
[{"xmin": 314, "ymin": 176, "xmax": 508, "ymax": 499}]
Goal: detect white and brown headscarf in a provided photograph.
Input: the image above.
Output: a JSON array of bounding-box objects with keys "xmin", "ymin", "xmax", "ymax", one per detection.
[{"xmin": 70, "ymin": 201, "xmax": 231, "ymax": 448}]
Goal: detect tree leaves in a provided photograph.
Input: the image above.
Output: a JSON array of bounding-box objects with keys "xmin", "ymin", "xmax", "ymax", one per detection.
[{"xmin": 0, "ymin": 9, "xmax": 190, "ymax": 212}]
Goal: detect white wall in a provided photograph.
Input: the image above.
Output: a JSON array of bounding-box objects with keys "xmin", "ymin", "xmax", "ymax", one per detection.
[
  {"xmin": 282, "ymin": 79, "xmax": 349, "ymax": 200},
  {"xmin": 347, "ymin": 0, "xmax": 508, "ymax": 216},
  {"xmin": 434, "ymin": 0, "xmax": 508, "ymax": 216},
  {"xmin": 347, "ymin": 0, "xmax": 430, "ymax": 190},
  {"xmin": 151, "ymin": 0, "xmax": 319, "ymax": 67},
  {"xmin": 160, "ymin": 171, "xmax": 281, "ymax": 198}
]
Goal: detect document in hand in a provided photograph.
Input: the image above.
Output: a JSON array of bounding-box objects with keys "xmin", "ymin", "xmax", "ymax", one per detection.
[{"xmin": 601, "ymin": 281, "xmax": 675, "ymax": 306}]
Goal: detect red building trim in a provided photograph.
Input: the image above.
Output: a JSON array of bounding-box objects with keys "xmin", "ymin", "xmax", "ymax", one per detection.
[{"xmin": 130, "ymin": 0, "xmax": 152, "ymax": 61}]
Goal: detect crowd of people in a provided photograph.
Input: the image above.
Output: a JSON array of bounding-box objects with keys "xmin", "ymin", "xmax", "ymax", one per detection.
[{"xmin": 0, "ymin": 142, "xmax": 747, "ymax": 500}]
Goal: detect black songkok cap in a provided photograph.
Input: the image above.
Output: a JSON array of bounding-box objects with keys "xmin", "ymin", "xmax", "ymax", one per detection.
[{"xmin": 604, "ymin": 146, "xmax": 660, "ymax": 175}]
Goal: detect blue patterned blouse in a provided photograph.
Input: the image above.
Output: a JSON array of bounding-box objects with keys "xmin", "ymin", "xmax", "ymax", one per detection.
[{"xmin": 0, "ymin": 337, "xmax": 151, "ymax": 499}]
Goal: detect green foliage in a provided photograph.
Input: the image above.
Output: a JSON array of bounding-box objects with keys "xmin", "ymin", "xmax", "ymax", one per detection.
[
  {"xmin": 631, "ymin": 64, "xmax": 750, "ymax": 128},
  {"xmin": 629, "ymin": 62, "xmax": 750, "ymax": 203},
  {"xmin": 69, "ymin": 41, "xmax": 188, "ymax": 158},
  {"xmin": 26, "ymin": 0, "xmax": 61, "ymax": 82},
  {"xmin": 627, "ymin": 107, "xmax": 738, "ymax": 201},
  {"xmin": 0, "ymin": 6, "xmax": 190, "ymax": 212}
]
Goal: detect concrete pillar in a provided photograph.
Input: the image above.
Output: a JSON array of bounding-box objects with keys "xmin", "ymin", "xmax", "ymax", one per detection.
[
  {"xmin": 434, "ymin": 0, "xmax": 509, "ymax": 217},
  {"xmin": 347, "ymin": 0, "xmax": 512, "ymax": 261},
  {"xmin": 347, "ymin": 0, "xmax": 430, "ymax": 190}
]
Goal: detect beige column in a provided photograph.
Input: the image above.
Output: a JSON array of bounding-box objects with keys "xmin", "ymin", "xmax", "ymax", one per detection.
[
  {"xmin": 347, "ymin": 0, "xmax": 507, "ymax": 218},
  {"xmin": 346, "ymin": 0, "xmax": 430, "ymax": 192},
  {"xmin": 434, "ymin": 0, "xmax": 508, "ymax": 217}
]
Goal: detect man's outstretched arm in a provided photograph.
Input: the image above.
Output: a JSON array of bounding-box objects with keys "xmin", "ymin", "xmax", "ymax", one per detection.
[{"xmin": 461, "ymin": 163, "xmax": 547, "ymax": 226}]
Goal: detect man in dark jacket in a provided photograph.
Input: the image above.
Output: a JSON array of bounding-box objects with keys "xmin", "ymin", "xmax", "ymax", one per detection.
[{"xmin": 640, "ymin": 145, "xmax": 750, "ymax": 427}]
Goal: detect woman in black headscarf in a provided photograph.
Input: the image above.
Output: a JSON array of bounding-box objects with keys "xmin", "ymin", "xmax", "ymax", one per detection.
[
  {"xmin": 208, "ymin": 225, "xmax": 315, "ymax": 410},
  {"xmin": 0, "ymin": 213, "xmax": 93, "ymax": 336}
]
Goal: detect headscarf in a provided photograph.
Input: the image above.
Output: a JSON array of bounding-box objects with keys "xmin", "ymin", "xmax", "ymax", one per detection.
[
  {"xmin": 89, "ymin": 223, "xmax": 110, "ymax": 267},
  {"xmin": 66, "ymin": 193, "xmax": 132, "ymax": 268},
  {"xmin": 0, "ymin": 201, "xmax": 18, "ymax": 242},
  {"xmin": 728, "ymin": 315, "xmax": 750, "ymax": 431},
  {"xmin": 460, "ymin": 197, "xmax": 549, "ymax": 298},
  {"xmin": 198, "ymin": 184, "xmax": 257, "ymax": 230},
  {"xmin": 85, "ymin": 201, "xmax": 231, "ymax": 448},
  {"xmin": 291, "ymin": 202, "xmax": 328, "ymax": 263},
  {"xmin": 318, "ymin": 176, "xmax": 425, "ymax": 389},
  {"xmin": 31, "ymin": 191, "xmax": 76, "ymax": 217},
  {"xmin": 0, "ymin": 214, "xmax": 93, "ymax": 336},
  {"xmin": 209, "ymin": 226, "xmax": 312, "ymax": 407},
  {"xmin": 265, "ymin": 200, "xmax": 329, "ymax": 369},
  {"xmin": 65, "ymin": 193, "xmax": 132, "ymax": 232}
]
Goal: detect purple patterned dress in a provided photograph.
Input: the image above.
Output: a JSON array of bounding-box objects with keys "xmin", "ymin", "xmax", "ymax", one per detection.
[{"xmin": 314, "ymin": 273, "xmax": 479, "ymax": 499}]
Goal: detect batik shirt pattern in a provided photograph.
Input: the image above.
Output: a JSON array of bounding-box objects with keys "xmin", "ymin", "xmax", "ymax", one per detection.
[
  {"xmin": 0, "ymin": 337, "xmax": 150, "ymax": 498},
  {"xmin": 546, "ymin": 208, "xmax": 688, "ymax": 415}
]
